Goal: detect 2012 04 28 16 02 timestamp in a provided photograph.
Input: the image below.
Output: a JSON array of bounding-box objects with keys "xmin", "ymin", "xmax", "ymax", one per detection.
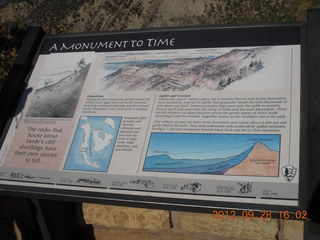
[{"xmin": 211, "ymin": 210, "xmax": 308, "ymax": 220}]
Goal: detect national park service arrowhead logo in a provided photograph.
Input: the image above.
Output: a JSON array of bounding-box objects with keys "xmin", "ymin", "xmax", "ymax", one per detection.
[{"xmin": 282, "ymin": 165, "xmax": 297, "ymax": 182}]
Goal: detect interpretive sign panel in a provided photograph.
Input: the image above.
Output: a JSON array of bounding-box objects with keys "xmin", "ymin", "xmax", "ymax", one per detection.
[{"xmin": 0, "ymin": 24, "xmax": 306, "ymax": 213}]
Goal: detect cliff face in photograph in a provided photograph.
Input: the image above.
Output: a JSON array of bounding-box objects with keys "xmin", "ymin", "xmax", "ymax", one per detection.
[
  {"xmin": 26, "ymin": 64, "xmax": 91, "ymax": 118},
  {"xmin": 100, "ymin": 47, "xmax": 266, "ymax": 91}
]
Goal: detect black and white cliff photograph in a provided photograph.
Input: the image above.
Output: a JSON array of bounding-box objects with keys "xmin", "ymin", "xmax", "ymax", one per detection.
[{"xmin": 26, "ymin": 52, "xmax": 94, "ymax": 118}]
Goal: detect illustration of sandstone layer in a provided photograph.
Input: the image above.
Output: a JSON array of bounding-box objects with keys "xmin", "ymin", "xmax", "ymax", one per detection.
[{"xmin": 225, "ymin": 142, "xmax": 279, "ymax": 176}]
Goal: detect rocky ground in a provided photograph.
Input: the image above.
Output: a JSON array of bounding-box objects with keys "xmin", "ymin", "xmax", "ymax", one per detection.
[{"xmin": 0, "ymin": 0, "xmax": 319, "ymax": 91}]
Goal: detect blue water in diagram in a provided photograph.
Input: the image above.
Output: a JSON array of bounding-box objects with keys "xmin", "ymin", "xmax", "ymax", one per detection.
[
  {"xmin": 64, "ymin": 116, "xmax": 121, "ymax": 172},
  {"xmin": 143, "ymin": 133, "xmax": 280, "ymax": 175}
]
